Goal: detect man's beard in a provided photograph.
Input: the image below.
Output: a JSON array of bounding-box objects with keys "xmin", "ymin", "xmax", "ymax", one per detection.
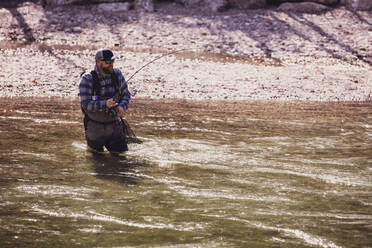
[{"xmin": 102, "ymin": 67, "xmax": 113, "ymax": 74}]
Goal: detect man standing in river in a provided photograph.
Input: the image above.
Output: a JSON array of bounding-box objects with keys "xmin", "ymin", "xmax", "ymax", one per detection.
[{"xmin": 79, "ymin": 48, "xmax": 131, "ymax": 156}]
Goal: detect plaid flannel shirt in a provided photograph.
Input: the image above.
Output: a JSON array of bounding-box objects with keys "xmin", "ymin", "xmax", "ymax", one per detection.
[{"xmin": 79, "ymin": 66, "xmax": 131, "ymax": 113}]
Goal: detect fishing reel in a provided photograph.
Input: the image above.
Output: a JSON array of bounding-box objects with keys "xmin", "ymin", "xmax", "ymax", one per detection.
[
  {"xmin": 107, "ymin": 107, "xmax": 118, "ymax": 117},
  {"xmin": 107, "ymin": 94, "xmax": 121, "ymax": 117}
]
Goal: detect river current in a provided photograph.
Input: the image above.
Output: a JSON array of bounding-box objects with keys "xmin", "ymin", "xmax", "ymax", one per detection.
[{"xmin": 0, "ymin": 98, "xmax": 371, "ymax": 248}]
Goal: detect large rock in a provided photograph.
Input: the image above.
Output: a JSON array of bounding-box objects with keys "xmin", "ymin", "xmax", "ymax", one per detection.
[
  {"xmin": 43, "ymin": 0, "xmax": 79, "ymax": 4},
  {"xmin": 270, "ymin": 0, "xmax": 338, "ymax": 5},
  {"xmin": 98, "ymin": 2, "xmax": 131, "ymax": 12},
  {"xmin": 205, "ymin": 0, "xmax": 229, "ymax": 12},
  {"xmin": 175, "ymin": 0, "xmax": 228, "ymax": 12},
  {"xmin": 36, "ymin": 0, "xmax": 372, "ymax": 11},
  {"xmin": 43, "ymin": 0, "xmax": 126, "ymax": 5},
  {"xmin": 174, "ymin": 0, "xmax": 203, "ymax": 8},
  {"xmin": 340, "ymin": 0, "xmax": 372, "ymax": 10},
  {"xmin": 134, "ymin": 0, "xmax": 154, "ymax": 12},
  {"xmin": 229, "ymin": 0, "xmax": 267, "ymax": 9},
  {"xmin": 278, "ymin": 2, "xmax": 329, "ymax": 13},
  {"xmin": 314, "ymin": 0, "xmax": 339, "ymax": 4},
  {"xmin": 44, "ymin": 0, "xmax": 154, "ymax": 12}
]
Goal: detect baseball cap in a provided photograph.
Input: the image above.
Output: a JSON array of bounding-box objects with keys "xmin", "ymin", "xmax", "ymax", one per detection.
[{"xmin": 95, "ymin": 48, "xmax": 115, "ymax": 61}]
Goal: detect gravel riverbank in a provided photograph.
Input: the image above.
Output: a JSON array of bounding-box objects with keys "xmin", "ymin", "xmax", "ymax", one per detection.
[{"xmin": 0, "ymin": 1, "xmax": 371, "ymax": 101}]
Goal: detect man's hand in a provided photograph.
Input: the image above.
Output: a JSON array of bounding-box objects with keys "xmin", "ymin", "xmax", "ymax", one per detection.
[
  {"xmin": 106, "ymin": 98, "xmax": 118, "ymax": 109},
  {"xmin": 115, "ymin": 106, "xmax": 126, "ymax": 117}
]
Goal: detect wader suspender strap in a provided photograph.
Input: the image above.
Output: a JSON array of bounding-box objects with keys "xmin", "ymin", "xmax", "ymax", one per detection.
[
  {"xmin": 90, "ymin": 70, "xmax": 100, "ymax": 96},
  {"xmin": 82, "ymin": 70, "xmax": 100, "ymax": 130}
]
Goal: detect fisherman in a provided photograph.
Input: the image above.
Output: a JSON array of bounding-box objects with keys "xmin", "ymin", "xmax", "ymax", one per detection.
[{"xmin": 79, "ymin": 48, "xmax": 131, "ymax": 156}]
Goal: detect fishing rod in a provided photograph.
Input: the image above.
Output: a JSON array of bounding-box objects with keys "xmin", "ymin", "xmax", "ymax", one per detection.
[
  {"xmin": 115, "ymin": 48, "xmax": 186, "ymax": 145},
  {"xmin": 126, "ymin": 48, "xmax": 187, "ymax": 83}
]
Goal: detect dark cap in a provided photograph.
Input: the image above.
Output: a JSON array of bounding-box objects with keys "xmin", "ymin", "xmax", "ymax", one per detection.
[{"xmin": 95, "ymin": 48, "xmax": 115, "ymax": 61}]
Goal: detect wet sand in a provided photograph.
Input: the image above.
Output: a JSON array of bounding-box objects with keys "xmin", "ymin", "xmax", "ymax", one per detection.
[{"xmin": 2, "ymin": 97, "xmax": 372, "ymax": 125}]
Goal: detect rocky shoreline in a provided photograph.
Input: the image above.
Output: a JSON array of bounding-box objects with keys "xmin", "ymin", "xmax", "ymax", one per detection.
[{"xmin": 0, "ymin": 1, "xmax": 371, "ymax": 101}]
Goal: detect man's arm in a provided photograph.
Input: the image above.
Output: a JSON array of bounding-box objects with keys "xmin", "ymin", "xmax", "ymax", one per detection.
[{"xmin": 115, "ymin": 69, "xmax": 131, "ymax": 110}]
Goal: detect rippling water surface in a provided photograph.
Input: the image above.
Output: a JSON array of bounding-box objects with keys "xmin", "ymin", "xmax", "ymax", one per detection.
[{"xmin": 0, "ymin": 98, "xmax": 371, "ymax": 248}]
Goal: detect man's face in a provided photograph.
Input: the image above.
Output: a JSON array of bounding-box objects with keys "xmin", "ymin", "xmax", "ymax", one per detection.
[{"xmin": 97, "ymin": 60, "xmax": 114, "ymax": 75}]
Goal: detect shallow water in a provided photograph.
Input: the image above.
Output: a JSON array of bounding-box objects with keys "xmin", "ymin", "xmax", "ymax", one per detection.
[{"xmin": 0, "ymin": 98, "xmax": 371, "ymax": 248}]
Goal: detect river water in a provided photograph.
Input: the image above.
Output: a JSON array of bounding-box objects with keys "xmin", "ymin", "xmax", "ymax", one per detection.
[{"xmin": 0, "ymin": 98, "xmax": 371, "ymax": 248}]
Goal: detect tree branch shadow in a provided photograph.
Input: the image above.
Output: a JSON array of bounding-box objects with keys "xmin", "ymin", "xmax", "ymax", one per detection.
[
  {"xmin": 346, "ymin": 7, "xmax": 372, "ymax": 26},
  {"xmin": 2, "ymin": 1, "xmax": 371, "ymax": 69},
  {"xmin": 285, "ymin": 11, "xmax": 371, "ymax": 66},
  {"xmin": 2, "ymin": 1, "xmax": 87, "ymax": 72},
  {"xmin": 7, "ymin": 5, "xmax": 36, "ymax": 42}
]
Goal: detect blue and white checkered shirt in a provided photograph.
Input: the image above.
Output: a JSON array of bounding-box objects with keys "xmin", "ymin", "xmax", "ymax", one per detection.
[{"xmin": 79, "ymin": 66, "xmax": 131, "ymax": 122}]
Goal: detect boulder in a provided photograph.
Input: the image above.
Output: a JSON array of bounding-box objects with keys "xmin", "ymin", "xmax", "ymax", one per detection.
[
  {"xmin": 43, "ymin": 0, "xmax": 125, "ymax": 5},
  {"xmin": 174, "ymin": 0, "xmax": 203, "ymax": 8},
  {"xmin": 229, "ymin": 0, "xmax": 267, "ymax": 9},
  {"xmin": 313, "ymin": 0, "xmax": 339, "ymax": 5},
  {"xmin": 175, "ymin": 0, "xmax": 228, "ymax": 12},
  {"xmin": 268, "ymin": 0, "xmax": 338, "ymax": 6},
  {"xmin": 205, "ymin": 0, "xmax": 229, "ymax": 12},
  {"xmin": 340, "ymin": 0, "xmax": 372, "ymax": 10},
  {"xmin": 134, "ymin": 0, "xmax": 154, "ymax": 12},
  {"xmin": 98, "ymin": 2, "xmax": 131, "ymax": 12},
  {"xmin": 43, "ymin": 0, "xmax": 80, "ymax": 4},
  {"xmin": 44, "ymin": 0, "xmax": 154, "ymax": 12},
  {"xmin": 278, "ymin": 2, "xmax": 329, "ymax": 13}
]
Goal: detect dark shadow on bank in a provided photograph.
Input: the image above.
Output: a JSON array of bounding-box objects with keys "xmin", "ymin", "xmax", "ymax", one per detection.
[
  {"xmin": 89, "ymin": 153, "xmax": 147, "ymax": 186},
  {"xmin": 285, "ymin": 11, "xmax": 372, "ymax": 66},
  {"xmin": 346, "ymin": 6, "xmax": 372, "ymax": 26},
  {"xmin": 1, "ymin": 0, "xmax": 36, "ymax": 42},
  {"xmin": 155, "ymin": 2, "xmax": 371, "ymax": 66},
  {"xmin": 2, "ymin": 1, "xmax": 371, "ymax": 67},
  {"xmin": 1, "ymin": 0, "xmax": 86, "ymax": 70}
]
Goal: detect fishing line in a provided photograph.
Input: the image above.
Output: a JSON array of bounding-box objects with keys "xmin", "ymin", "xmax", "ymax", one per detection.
[{"xmin": 126, "ymin": 48, "xmax": 187, "ymax": 83}]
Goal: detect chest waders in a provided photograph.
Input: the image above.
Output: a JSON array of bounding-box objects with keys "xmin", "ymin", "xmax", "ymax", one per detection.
[{"xmin": 82, "ymin": 71, "xmax": 142, "ymax": 144}]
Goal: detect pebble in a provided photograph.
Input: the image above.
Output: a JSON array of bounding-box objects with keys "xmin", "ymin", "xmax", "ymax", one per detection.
[{"xmin": 0, "ymin": 2, "xmax": 371, "ymax": 101}]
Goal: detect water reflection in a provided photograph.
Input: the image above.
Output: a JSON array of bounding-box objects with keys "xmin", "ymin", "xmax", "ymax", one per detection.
[
  {"xmin": 90, "ymin": 153, "xmax": 143, "ymax": 186},
  {"xmin": 0, "ymin": 97, "xmax": 371, "ymax": 248}
]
